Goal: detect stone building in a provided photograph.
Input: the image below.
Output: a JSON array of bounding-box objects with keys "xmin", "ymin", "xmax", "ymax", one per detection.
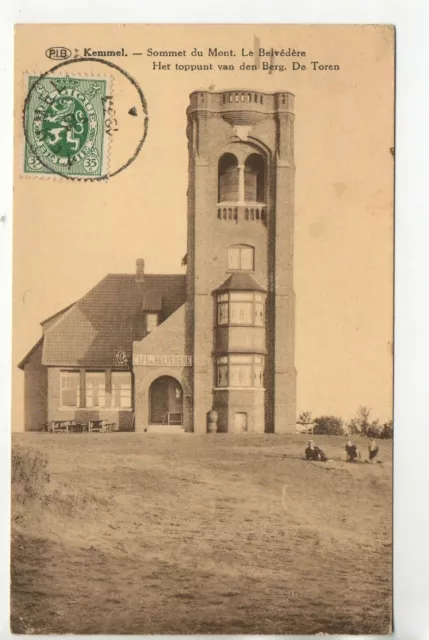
[{"xmin": 19, "ymin": 89, "xmax": 297, "ymax": 434}]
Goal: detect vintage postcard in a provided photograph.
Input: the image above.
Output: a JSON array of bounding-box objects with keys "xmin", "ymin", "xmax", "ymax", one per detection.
[{"xmin": 12, "ymin": 24, "xmax": 394, "ymax": 635}]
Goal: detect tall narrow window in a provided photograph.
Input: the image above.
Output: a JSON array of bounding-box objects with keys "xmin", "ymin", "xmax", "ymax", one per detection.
[
  {"xmin": 217, "ymin": 294, "xmax": 229, "ymax": 325},
  {"xmin": 228, "ymin": 245, "xmax": 254, "ymax": 271},
  {"xmin": 254, "ymin": 293, "xmax": 265, "ymax": 326},
  {"xmin": 86, "ymin": 372, "xmax": 106, "ymax": 408},
  {"xmin": 244, "ymin": 153, "xmax": 265, "ymax": 203},
  {"xmin": 111, "ymin": 372, "xmax": 132, "ymax": 409},
  {"xmin": 217, "ymin": 356, "xmax": 228, "ymax": 387},
  {"xmin": 253, "ymin": 356, "xmax": 264, "ymax": 387},
  {"xmin": 60, "ymin": 371, "xmax": 80, "ymax": 407},
  {"xmin": 229, "ymin": 355, "xmax": 253, "ymax": 387},
  {"xmin": 218, "ymin": 153, "xmax": 238, "ymax": 202},
  {"xmin": 146, "ymin": 313, "xmax": 159, "ymax": 333},
  {"xmin": 230, "ymin": 293, "xmax": 254, "ymax": 324}
]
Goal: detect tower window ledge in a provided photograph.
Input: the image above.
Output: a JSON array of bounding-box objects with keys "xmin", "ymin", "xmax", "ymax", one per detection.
[
  {"xmin": 217, "ymin": 203, "xmax": 268, "ymax": 223},
  {"xmin": 213, "ymin": 386, "xmax": 266, "ymax": 391},
  {"xmin": 217, "ymin": 201, "xmax": 266, "ymax": 207}
]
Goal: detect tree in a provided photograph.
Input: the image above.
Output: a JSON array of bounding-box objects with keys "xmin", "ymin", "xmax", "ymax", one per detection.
[
  {"xmin": 313, "ymin": 416, "xmax": 344, "ymax": 436},
  {"xmin": 381, "ymin": 420, "xmax": 393, "ymax": 439},
  {"xmin": 356, "ymin": 405, "xmax": 371, "ymax": 436},
  {"xmin": 347, "ymin": 406, "xmax": 377, "ymax": 436},
  {"xmin": 297, "ymin": 411, "xmax": 313, "ymax": 425}
]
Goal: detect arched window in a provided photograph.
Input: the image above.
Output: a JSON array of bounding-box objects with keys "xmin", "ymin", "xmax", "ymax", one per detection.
[
  {"xmin": 218, "ymin": 153, "xmax": 238, "ymax": 203},
  {"xmin": 244, "ymin": 154, "xmax": 265, "ymax": 203},
  {"xmin": 228, "ymin": 244, "xmax": 254, "ymax": 271}
]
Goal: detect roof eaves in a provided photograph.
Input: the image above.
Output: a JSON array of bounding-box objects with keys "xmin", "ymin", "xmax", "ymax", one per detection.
[
  {"xmin": 40, "ymin": 302, "xmax": 76, "ymax": 326},
  {"xmin": 17, "ymin": 336, "xmax": 44, "ymax": 370}
]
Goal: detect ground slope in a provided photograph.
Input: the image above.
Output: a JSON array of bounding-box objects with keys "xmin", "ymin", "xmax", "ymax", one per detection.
[{"xmin": 11, "ymin": 433, "xmax": 392, "ymax": 635}]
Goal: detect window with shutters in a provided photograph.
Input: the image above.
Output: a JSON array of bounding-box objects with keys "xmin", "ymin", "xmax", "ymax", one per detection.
[{"xmin": 228, "ymin": 245, "xmax": 254, "ymax": 271}]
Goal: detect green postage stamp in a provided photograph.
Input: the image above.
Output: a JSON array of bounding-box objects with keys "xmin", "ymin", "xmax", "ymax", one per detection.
[{"xmin": 23, "ymin": 75, "xmax": 108, "ymax": 178}]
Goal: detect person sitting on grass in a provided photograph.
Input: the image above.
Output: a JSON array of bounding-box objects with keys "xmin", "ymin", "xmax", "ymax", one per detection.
[
  {"xmin": 368, "ymin": 437, "xmax": 380, "ymax": 463},
  {"xmin": 305, "ymin": 440, "xmax": 328, "ymax": 462},
  {"xmin": 345, "ymin": 439, "xmax": 361, "ymax": 462}
]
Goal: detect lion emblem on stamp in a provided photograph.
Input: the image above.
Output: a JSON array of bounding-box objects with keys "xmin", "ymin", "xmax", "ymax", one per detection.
[{"xmin": 24, "ymin": 74, "xmax": 108, "ymax": 178}]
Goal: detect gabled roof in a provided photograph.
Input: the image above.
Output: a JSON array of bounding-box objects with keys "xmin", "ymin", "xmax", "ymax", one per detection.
[
  {"xmin": 39, "ymin": 273, "xmax": 186, "ymax": 368},
  {"xmin": 215, "ymin": 272, "xmax": 267, "ymax": 293}
]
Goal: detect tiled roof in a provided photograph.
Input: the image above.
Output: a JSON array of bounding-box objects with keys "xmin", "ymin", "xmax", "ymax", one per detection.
[
  {"xmin": 40, "ymin": 302, "xmax": 76, "ymax": 326},
  {"xmin": 41, "ymin": 274, "xmax": 186, "ymax": 367},
  {"xmin": 215, "ymin": 272, "xmax": 267, "ymax": 293},
  {"xmin": 18, "ymin": 337, "xmax": 44, "ymax": 370}
]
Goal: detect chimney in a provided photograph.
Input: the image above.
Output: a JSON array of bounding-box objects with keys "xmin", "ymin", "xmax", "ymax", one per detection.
[{"xmin": 135, "ymin": 258, "xmax": 145, "ymax": 283}]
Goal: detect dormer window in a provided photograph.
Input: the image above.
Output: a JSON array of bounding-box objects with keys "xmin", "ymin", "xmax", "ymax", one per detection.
[
  {"xmin": 146, "ymin": 313, "xmax": 159, "ymax": 333},
  {"xmin": 142, "ymin": 292, "xmax": 162, "ymax": 334}
]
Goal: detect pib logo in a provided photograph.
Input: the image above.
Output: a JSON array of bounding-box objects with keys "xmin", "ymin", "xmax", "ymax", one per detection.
[{"xmin": 45, "ymin": 47, "xmax": 72, "ymax": 61}]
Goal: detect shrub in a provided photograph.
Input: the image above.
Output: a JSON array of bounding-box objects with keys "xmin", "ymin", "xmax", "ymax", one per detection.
[
  {"xmin": 12, "ymin": 446, "xmax": 50, "ymax": 507},
  {"xmin": 366, "ymin": 420, "xmax": 382, "ymax": 439},
  {"xmin": 313, "ymin": 415, "xmax": 344, "ymax": 436},
  {"xmin": 347, "ymin": 418, "xmax": 358, "ymax": 436}
]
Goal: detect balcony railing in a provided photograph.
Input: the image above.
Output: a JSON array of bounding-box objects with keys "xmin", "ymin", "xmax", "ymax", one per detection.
[{"xmin": 217, "ymin": 203, "xmax": 268, "ymax": 224}]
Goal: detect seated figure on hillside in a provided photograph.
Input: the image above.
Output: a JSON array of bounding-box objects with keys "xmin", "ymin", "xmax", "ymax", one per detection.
[
  {"xmin": 368, "ymin": 438, "xmax": 380, "ymax": 463},
  {"xmin": 305, "ymin": 440, "xmax": 328, "ymax": 462},
  {"xmin": 345, "ymin": 439, "xmax": 360, "ymax": 462}
]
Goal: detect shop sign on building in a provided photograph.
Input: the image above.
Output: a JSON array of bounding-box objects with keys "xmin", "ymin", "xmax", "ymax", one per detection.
[{"xmin": 133, "ymin": 354, "xmax": 192, "ymax": 367}]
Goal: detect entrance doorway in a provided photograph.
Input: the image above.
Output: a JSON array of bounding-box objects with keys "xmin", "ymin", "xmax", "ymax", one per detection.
[
  {"xmin": 234, "ymin": 412, "xmax": 248, "ymax": 433},
  {"xmin": 149, "ymin": 376, "xmax": 183, "ymax": 425}
]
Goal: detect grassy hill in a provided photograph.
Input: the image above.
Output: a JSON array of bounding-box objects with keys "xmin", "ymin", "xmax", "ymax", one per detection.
[{"xmin": 11, "ymin": 432, "xmax": 392, "ymax": 635}]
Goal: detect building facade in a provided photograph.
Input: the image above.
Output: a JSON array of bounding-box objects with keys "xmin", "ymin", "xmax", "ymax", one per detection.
[{"xmin": 19, "ymin": 89, "xmax": 297, "ymax": 434}]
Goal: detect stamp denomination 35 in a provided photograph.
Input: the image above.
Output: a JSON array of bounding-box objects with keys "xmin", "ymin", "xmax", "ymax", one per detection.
[{"xmin": 24, "ymin": 74, "xmax": 109, "ymax": 178}]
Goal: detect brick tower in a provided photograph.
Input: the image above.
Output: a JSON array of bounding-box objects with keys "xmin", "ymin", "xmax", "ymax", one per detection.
[{"xmin": 184, "ymin": 90, "xmax": 296, "ymax": 434}]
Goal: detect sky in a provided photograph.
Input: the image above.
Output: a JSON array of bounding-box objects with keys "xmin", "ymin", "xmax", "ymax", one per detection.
[{"xmin": 12, "ymin": 24, "xmax": 394, "ymax": 430}]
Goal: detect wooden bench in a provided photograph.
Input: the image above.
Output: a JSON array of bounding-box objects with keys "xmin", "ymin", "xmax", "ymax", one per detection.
[
  {"xmin": 44, "ymin": 420, "xmax": 77, "ymax": 434},
  {"xmin": 88, "ymin": 420, "xmax": 116, "ymax": 433},
  {"xmin": 43, "ymin": 420, "xmax": 116, "ymax": 433},
  {"xmin": 166, "ymin": 412, "xmax": 183, "ymax": 425}
]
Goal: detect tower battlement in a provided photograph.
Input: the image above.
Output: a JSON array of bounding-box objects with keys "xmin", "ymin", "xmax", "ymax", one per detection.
[{"xmin": 188, "ymin": 90, "xmax": 294, "ymax": 118}]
